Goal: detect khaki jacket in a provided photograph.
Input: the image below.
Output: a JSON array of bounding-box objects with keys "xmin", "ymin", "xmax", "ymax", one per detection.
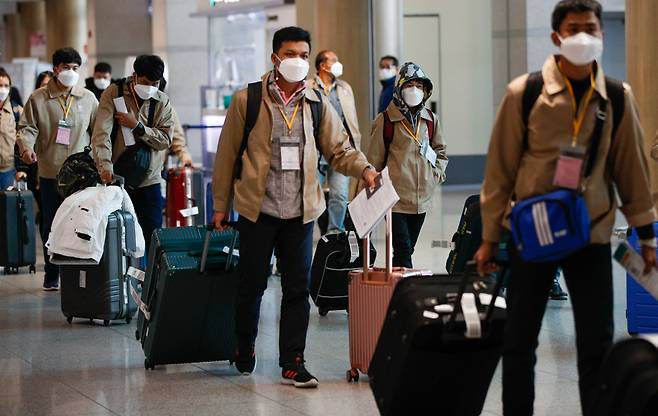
[
  {"xmin": 92, "ymin": 78, "xmax": 174, "ymax": 187},
  {"xmin": 170, "ymin": 108, "xmax": 192, "ymax": 163},
  {"xmin": 309, "ymin": 77, "xmax": 362, "ymax": 149},
  {"xmin": 366, "ymin": 101, "xmax": 447, "ymax": 214},
  {"xmin": 481, "ymin": 55, "xmax": 655, "ymax": 243},
  {"xmin": 212, "ymin": 73, "xmax": 371, "ymax": 224},
  {"xmin": 17, "ymin": 80, "xmax": 98, "ymax": 179},
  {"xmin": 0, "ymin": 99, "xmax": 19, "ymax": 171}
]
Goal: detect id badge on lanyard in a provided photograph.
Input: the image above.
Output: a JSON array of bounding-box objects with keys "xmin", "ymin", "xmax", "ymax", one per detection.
[
  {"xmin": 553, "ymin": 144, "xmax": 586, "ymax": 190},
  {"xmin": 280, "ymin": 136, "xmax": 301, "ymax": 171},
  {"xmin": 56, "ymin": 120, "xmax": 71, "ymax": 145}
]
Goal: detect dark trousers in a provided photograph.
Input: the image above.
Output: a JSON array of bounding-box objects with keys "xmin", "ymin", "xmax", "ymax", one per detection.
[
  {"xmin": 503, "ymin": 244, "xmax": 614, "ymax": 416},
  {"xmin": 235, "ymin": 214, "xmax": 313, "ymax": 366},
  {"xmin": 127, "ymin": 183, "xmax": 163, "ymax": 258},
  {"xmin": 39, "ymin": 178, "xmax": 64, "ymax": 281},
  {"xmin": 391, "ymin": 212, "xmax": 426, "ymax": 268}
]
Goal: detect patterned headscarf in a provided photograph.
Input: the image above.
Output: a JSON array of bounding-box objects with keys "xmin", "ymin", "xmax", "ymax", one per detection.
[{"xmin": 392, "ymin": 62, "xmax": 434, "ymax": 129}]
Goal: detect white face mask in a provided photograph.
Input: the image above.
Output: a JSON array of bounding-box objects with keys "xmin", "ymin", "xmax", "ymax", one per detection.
[
  {"xmin": 134, "ymin": 84, "xmax": 158, "ymax": 100},
  {"xmin": 58, "ymin": 69, "xmax": 79, "ymax": 87},
  {"xmin": 558, "ymin": 32, "xmax": 603, "ymax": 66},
  {"xmin": 330, "ymin": 61, "xmax": 343, "ymax": 78},
  {"xmin": 0, "ymin": 87, "xmax": 9, "ymax": 102},
  {"xmin": 379, "ymin": 67, "xmax": 397, "ymax": 81},
  {"xmin": 94, "ymin": 78, "xmax": 111, "ymax": 91},
  {"xmin": 276, "ymin": 57, "xmax": 309, "ymax": 83},
  {"xmin": 402, "ymin": 86, "xmax": 424, "ymax": 107}
]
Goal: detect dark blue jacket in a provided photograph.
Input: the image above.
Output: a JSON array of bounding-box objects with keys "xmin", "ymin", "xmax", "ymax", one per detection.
[{"xmin": 378, "ymin": 77, "xmax": 395, "ymax": 113}]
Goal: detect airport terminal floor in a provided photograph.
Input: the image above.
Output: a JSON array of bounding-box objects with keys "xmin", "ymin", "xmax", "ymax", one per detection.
[{"xmin": 0, "ymin": 188, "xmax": 634, "ymax": 416}]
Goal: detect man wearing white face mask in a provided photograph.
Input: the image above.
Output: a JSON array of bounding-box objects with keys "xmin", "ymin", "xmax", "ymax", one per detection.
[
  {"xmin": 475, "ymin": 1, "xmax": 656, "ymax": 414},
  {"xmin": 84, "ymin": 62, "xmax": 113, "ymax": 101},
  {"xmin": 366, "ymin": 61, "xmax": 447, "ymax": 269},
  {"xmin": 212, "ymin": 26, "xmax": 377, "ymax": 388},
  {"xmin": 92, "ymin": 54, "xmax": 173, "ymax": 256},
  {"xmin": 16, "ymin": 47, "xmax": 98, "ymax": 291},
  {"xmin": 309, "ymin": 50, "xmax": 362, "ymax": 233},
  {"xmin": 378, "ymin": 55, "xmax": 398, "ymax": 113}
]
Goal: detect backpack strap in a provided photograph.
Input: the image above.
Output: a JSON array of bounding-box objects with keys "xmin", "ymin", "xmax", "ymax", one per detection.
[
  {"xmin": 233, "ymin": 81, "xmax": 262, "ymax": 180},
  {"xmin": 309, "ymin": 89, "xmax": 323, "ymax": 145},
  {"xmin": 146, "ymin": 97, "xmax": 156, "ymax": 128},
  {"xmin": 425, "ymin": 108, "xmax": 435, "ymax": 141},
  {"xmin": 110, "ymin": 78, "xmax": 126, "ymax": 146},
  {"xmin": 382, "ymin": 110, "xmax": 394, "ymax": 164},
  {"xmin": 604, "ymin": 77, "xmax": 625, "ymax": 141},
  {"xmin": 521, "ymin": 71, "xmax": 544, "ymax": 151}
]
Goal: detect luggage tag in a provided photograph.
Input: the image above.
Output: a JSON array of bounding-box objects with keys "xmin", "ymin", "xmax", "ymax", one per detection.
[
  {"xmin": 553, "ymin": 144, "xmax": 586, "ymax": 190},
  {"xmin": 279, "ymin": 136, "xmax": 301, "ymax": 171},
  {"xmin": 56, "ymin": 120, "xmax": 71, "ymax": 145}
]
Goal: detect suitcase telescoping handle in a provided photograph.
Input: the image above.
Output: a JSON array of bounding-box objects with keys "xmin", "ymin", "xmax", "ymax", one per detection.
[
  {"xmin": 362, "ymin": 208, "xmax": 393, "ymax": 281},
  {"xmin": 199, "ymin": 222, "xmax": 238, "ymax": 273},
  {"xmin": 447, "ymin": 260, "xmax": 506, "ymax": 332}
]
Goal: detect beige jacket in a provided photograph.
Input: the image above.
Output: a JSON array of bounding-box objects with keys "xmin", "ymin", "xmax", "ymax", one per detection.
[
  {"xmin": 170, "ymin": 107, "xmax": 192, "ymax": 163},
  {"xmin": 17, "ymin": 80, "xmax": 98, "ymax": 179},
  {"xmin": 481, "ymin": 55, "xmax": 655, "ymax": 243},
  {"xmin": 309, "ymin": 77, "xmax": 362, "ymax": 149},
  {"xmin": 212, "ymin": 73, "xmax": 371, "ymax": 224},
  {"xmin": 366, "ymin": 102, "xmax": 447, "ymax": 214},
  {"xmin": 92, "ymin": 77, "xmax": 174, "ymax": 187},
  {"xmin": 0, "ymin": 99, "xmax": 19, "ymax": 172}
]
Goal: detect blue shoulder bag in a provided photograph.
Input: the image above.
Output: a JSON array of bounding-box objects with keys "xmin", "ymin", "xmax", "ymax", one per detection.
[{"xmin": 509, "ymin": 96, "xmax": 608, "ymax": 263}]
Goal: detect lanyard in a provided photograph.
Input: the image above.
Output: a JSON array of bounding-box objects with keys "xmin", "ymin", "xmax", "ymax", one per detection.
[
  {"xmin": 560, "ymin": 63, "xmax": 596, "ymax": 146},
  {"xmin": 58, "ymin": 94, "xmax": 73, "ymax": 120},
  {"xmin": 129, "ymin": 83, "xmax": 142, "ymax": 111},
  {"xmin": 277, "ymin": 101, "xmax": 300, "ymax": 133},
  {"xmin": 400, "ymin": 119, "xmax": 421, "ymax": 145}
]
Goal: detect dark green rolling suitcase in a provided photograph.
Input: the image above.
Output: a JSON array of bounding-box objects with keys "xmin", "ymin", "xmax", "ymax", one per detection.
[{"xmin": 134, "ymin": 226, "xmax": 239, "ymax": 370}]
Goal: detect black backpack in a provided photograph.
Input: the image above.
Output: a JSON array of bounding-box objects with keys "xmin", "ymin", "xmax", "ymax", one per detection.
[
  {"xmin": 56, "ymin": 145, "xmax": 101, "ymax": 198},
  {"xmin": 233, "ymin": 81, "xmax": 322, "ymax": 180},
  {"xmin": 111, "ymin": 78, "xmax": 157, "ymax": 190}
]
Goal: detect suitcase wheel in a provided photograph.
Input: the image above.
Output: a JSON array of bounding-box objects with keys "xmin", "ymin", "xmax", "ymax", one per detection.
[
  {"xmin": 29, "ymin": 265, "xmax": 36, "ymax": 274},
  {"xmin": 135, "ymin": 330, "xmax": 140, "ymax": 341},
  {"xmin": 346, "ymin": 368, "xmax": 359, "ymax": 383},
  {"xmin": 318, "ymin": 307, "xmax": 329, "ymax": 317},
  {"xmin": 103, "ymin": 320, "xmax": 110, "ymax": 327},
  {"xmin": 144, "ymin": 358, "xmax": 155, "ymax": 370},
  {"xmin": 66, "ymin": 316, "xmax": 73, "ymax": 324}
]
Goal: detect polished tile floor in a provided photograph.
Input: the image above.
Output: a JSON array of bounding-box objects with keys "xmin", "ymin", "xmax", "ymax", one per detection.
[{"xmin": 0, "ymin": 188, "xmax": 634, "ymax": 416}]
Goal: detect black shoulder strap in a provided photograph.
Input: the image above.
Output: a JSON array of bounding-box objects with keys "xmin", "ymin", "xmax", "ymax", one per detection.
[
  {"xmin": 147, "ymin": 98, "xmax": 156, "ymax": 128},
  {"xmin": 309, "ymin": 89, "xmax": 322, "ymax": 143},
  {"xmin": 522, "ymin": 71, "xmax": 544, "ymax": 151},
  {"xmin": 583, "ymin": 98, "xmax": 608, "ymax": 178},
  {"xmin": 382, "ymin": 110, "xmax": 394, "ymax": 164},
  {"xmin": 234, "ymin": 81, "xmax": 262, "ymax": 180},
  {"xmin": 110, "ymin": 78, "xmax": 126, "ymax": 145},
  {"xmin": 604, "ymin": 77, "xmax": 625, "ymax": 142}
]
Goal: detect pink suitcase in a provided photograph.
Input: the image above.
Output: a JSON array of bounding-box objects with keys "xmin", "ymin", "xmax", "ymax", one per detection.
[{"xmin": 346, "ymin": 210, "xmax": 431, "ymax": 382}]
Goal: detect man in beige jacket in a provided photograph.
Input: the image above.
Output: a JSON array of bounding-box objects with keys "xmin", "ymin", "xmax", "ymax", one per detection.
[
  {"xmin": 212, "ymin": 27, "xmax": 377, "ymax": 388},
  {"xmin": 475, "ymin": 1, "xmax": 656, "ymax": 414},
  {"xmin": 17, "ymin": 47, "xmax": 98, "ymax": 291}
]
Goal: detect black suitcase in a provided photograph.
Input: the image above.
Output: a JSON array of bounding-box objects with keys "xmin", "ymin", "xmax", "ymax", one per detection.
[
  {"xmin": 58, "ymin": 210, "xmax": 138, "ymax": 325},
  {"xmin": 310, "ymin": 230, "xmax": 376, "ymax": 316},
  {"xmin": 591, "ymin": 338, "xmax": 658, "ymax": 416},
  {"xmin": 0, "ymin": 183, "xmax": 37, "ymax": 274},
  {"xmin": 136, "ymin": 227, "xmax": 239, "ymax": 370},
  {"xmin": 369, "ymin": 267, "xmax": 506, "ymax": 416},
  {"xmin": 446, "ymin": 194, "xmax": 481, "ymax": 274}
]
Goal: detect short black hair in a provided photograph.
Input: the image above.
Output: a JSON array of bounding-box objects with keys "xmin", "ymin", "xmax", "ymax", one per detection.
[
  {"xmin": 551, "ymin": 0, "xmax": 603, "ymax": 31},
  {"xmin": 133, "ymin": 55, "xmax": 165, "ymax": 82},
  {"xmin": 315, "ymin": 50, "xmax": 332, "ymax": 71},
  {"xmin": 0, "ymin": 67, "xmax": 12, "ymax": 85},
  {"xmin": 94, "ymin": 62, "xmax": 112, "ymax": 74},
  {"xmin": 52, "ymin": 47, "xmax": 82, "ymax": 67},
  {"xmin": 35, "ymin": 71, "xmax": 53, "ymax": 90},
  {"xmin": 272, "ymin": 26, "xmax": 311, "ymax": 54},
  {"xmin": 380, "ymin": 55, "xmax": 398, "ymax": 67}
]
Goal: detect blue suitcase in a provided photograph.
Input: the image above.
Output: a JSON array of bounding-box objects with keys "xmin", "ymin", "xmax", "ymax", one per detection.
[{"xmin": 626, "ymin": 224, "xmax": 658, "ymax": 334}]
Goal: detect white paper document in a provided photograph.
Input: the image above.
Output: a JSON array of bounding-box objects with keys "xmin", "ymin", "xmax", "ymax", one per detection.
[
  {"xmin": 113, "ymin": 97, "xmax": 135, "ymax": 146},
  {"xmin": 347, "ymin": 167, "xmax": 400, "ymax": 238},
  {"xmin": 614, "ymin": 241, "xmax": 658, "ymax": 301}
]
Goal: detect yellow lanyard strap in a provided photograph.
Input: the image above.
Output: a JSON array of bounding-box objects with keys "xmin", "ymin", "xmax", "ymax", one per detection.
[
  {"xmin": 561, "ymin": 65, "xmax": 596, "ymax": 146},
  {"xmin": 58, "ymin": 95, "xmax": 74, "ymax": 120},
  {"xmin": 400, "ymin": 119, "xmax": 422, "ymax": 145},
  {"xmin": 277, "ymin": 101, "xmax": 300, "ymax": 133}
]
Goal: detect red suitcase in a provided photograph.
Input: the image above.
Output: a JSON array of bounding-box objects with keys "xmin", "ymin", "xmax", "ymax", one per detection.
[
  {"xmin": 165, "ymin": 167, "xmax": 201, "ymax": 227},
  {"xmin": 346, "ymin": 209, "xmax": 431, "ymax": 381}
]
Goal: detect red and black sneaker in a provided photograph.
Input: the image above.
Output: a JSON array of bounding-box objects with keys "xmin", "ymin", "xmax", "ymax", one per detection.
[
  {"xmin": 281, "ymin": 356, "xmax": 318, "ymax": 388},
  {"xmin": 234, "ymin": 344, "xmax": 256, "ymax": 376}
]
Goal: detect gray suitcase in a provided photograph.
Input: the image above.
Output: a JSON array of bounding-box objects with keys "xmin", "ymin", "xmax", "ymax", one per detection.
[
  {"xmin": 58, "ymin": 210, "xmax": 138, "ymax": 326},
  {"xmin": 0, "ymin": 182, "xmax": 37, "ymax": 274}
]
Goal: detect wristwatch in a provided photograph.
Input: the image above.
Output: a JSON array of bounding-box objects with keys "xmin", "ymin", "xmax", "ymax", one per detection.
[{"xmin": 132, "ymin": 121, "xmax": 145, "ymax": 137}]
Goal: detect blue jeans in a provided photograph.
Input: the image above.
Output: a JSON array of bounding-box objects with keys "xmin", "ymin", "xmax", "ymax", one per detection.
[
  {"xmin": 127, "ymin": 183, "xmax": 163, "ymax": 263},
  {"xmin": 40, "ymin": 178, "xmax": 64, "ymax": 282},
  {"xmin": 0, "ymin": 169, "xmax": 15, "ymax": 190},
  {"xmin": 319, "ymin": 166, "xmax": 349, "ymax": 233}
]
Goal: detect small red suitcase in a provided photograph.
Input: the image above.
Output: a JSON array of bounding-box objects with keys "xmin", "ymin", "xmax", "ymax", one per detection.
[
  {"xmin": 165, "ymin": 166, "xmax": 198, "ymax": 227},
  {"xmin": 346, "ymin": 209, "xmax": 431, "ymax": 381}
]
